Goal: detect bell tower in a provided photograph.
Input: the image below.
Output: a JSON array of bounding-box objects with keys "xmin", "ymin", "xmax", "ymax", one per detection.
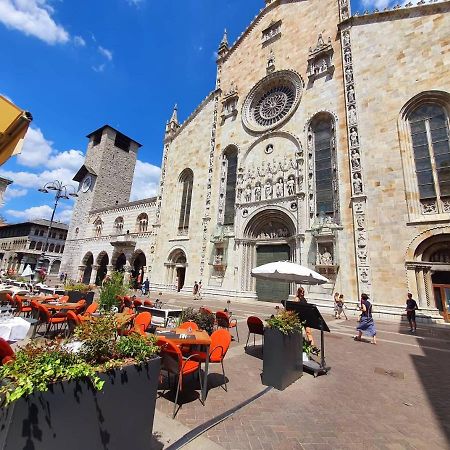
[{"xmin": 61, "ymin": 125, "xmax": 141, "ymax": 277}]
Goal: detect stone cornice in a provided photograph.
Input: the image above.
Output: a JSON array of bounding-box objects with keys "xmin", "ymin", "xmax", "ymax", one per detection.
[
  {"xmin": 89, "ymin": 197, "xmax": 157, "ymax": 216},
  {"xmin": 341, "ymin": 0, "xmax": 449, "ymax": 27}
]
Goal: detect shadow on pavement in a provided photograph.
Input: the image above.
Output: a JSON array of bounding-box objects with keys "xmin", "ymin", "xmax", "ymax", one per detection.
[{"xmin": 244, "ymin": 345, "xmax": 263, "ymax": 360}]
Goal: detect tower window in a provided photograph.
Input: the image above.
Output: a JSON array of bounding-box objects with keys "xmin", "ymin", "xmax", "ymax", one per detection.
[
  {"xmin": 114, "ymin": 132, "xmax": 131, "ymax": 152},
  {"xmin": 92, "ymin": 131, "xmax": 102, "ymax": 146}
]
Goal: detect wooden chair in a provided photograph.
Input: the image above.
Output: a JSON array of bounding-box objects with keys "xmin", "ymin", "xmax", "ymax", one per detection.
[{"xmin": 216, "ymin": 311, "xmax": 239, "ymax": 342}]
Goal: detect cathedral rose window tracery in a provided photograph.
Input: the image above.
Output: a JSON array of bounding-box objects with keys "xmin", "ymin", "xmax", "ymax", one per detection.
[{"xmin": 242, "ymin": 70, "xmax": 303, "ymax": 133}]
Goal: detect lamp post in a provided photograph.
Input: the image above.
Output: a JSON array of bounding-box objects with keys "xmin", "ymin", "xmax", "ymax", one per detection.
[{"xmin": 35, "ymin": 180, "xmax": 78, "ymax": 279}]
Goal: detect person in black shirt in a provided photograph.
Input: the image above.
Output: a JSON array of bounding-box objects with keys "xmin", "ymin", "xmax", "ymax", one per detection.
[{"xmin": 406, "ymin": 293, "xmax": 418, "ymax": 333}]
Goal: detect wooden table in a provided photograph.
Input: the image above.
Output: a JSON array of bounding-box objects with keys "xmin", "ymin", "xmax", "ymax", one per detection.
[
  {"xmin": 82, "ymin": 312, "xmax": 135, "ymax": 329},
  {"xmin": 155, "ymin": 327, "xmax": 212, "ymax": 402},
  {"xmin": 42, "ymin": 302, "xmax": 80, "ymax": 311}
]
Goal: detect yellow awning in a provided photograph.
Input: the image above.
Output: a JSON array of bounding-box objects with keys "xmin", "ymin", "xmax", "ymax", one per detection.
[{"xmin": 0, "ymin": 96, "xmax": 32, "ymax": 166}]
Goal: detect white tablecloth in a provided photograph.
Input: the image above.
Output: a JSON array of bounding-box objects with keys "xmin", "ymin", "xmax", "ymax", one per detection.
[{"xmin": 0, "ymin": 317, "xmax": 31, "ymax": 341}]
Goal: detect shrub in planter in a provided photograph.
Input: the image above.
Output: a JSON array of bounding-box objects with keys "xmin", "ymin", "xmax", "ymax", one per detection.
[
  {"xmin": 0, "ymin": 317, "xmax": 160, "ymax": 449},
  {"xmin": 99, "ymin": 271, "xmax": 129, "ymax": 312},
  {"xmin": 262, "ymin": 310, "xmax": 303, "ymax": 390},
  {"xmin": 180, "ymin": 307, "xmax": 215, "ymax": 335},
  {"xmin": 65, "ymin": 282, "xmax": 95, "ymax": 305}
]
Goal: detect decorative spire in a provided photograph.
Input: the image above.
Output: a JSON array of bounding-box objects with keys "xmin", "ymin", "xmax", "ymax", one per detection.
[
  {"xmin": 169, "ymin": 104, "xmax": 178, "ymax": 125},
  {"xmin": 217, "ymin": 29, "xmax": 229, "ymax": 63},
  {"xmin": 165, "ymin": 104, "xmax": 180, "ymax": 142}
]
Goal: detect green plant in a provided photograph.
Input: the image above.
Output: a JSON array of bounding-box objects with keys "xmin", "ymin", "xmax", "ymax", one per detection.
[
  {"xmin": 64, "ymin": 281, "xmax": 94, "ymax": 292},
  {"xmin": 99, "ymin": 271, "xmax": 128, "ymax": 312},
  {"xmin": 266, "ymin": 310, "xmax": 303, "ymax": 335},
  {"xmin": 116, "ymin": 333, "xmax": 159, "ymax": 362},
  {"xmin": 180, "ymin": 307, "xmax": 215, "ymax": 335},
  {"xmin": 0, "ymin": 341, "xmax": 104, "ymax": 406}
]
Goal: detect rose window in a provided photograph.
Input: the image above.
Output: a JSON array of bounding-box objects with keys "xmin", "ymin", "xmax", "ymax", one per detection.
[{"xmin": 242, "ymin": 70, "xmax": 303, "ymax": 133}]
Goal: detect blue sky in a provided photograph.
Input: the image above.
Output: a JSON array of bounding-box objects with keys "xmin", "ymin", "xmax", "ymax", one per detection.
[{"xmin": 0, "ymin": 0, "xmax": 412, "ymax": 224}]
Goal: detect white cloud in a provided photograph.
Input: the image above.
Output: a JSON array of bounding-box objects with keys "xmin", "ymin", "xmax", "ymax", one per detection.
[
  {"xmin": 0, "ymin": 0, "xmax": 69, "ymax": 45},
  {"xmin": 98, "ymin": 46, "xmax": 113, "ymax": 61},
  {"xmin": 92, "ymin": 63, "xmax": 106, "ymax": 73},
  {"xmin": 73, "ymin": 35, "xmax": 86, "ymax": 47},
  {"xmin": 127, "ymin": 0, "xmax": 144, "ymax": 6},
  {"xmin": 6, "ymin": 204, "xmax": 72, "ymax": 223},
  {"xmin": 47, "ymin": 149, "xmax": 84, "ymax": 172},
  {"xmin": 130, "ymin": 160, "xmax": 161, "ymax": 201},
  {"xmin": 3, "ymin": 187, "xmax": 27, "ymax": 202},
  {"xmin": 16, "ymin": 127, "xmax": 53, "ymax": 168}
]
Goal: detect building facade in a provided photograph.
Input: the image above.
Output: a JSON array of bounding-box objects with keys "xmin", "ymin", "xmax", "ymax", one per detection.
[
  {"xmin": 0, "ymin": 219, "xmax": 68, "ymax": 275},
  {"xmin": 62, "ymin": 0, "xmax": 450, "ymax": 322}
]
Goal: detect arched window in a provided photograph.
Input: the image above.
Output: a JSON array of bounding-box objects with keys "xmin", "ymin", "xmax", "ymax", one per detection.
[
  {"xmin": 29, "ymin": 241, "xmax": 36, "ymax": 250},
  {"xmin": 178, "ymin": 169, "xmax": 194, "ymax": 234},
  {"xmin": 409, "ymin": 103, "xmax": 450, "ymax": 212},
  {"xmin": 36, "ymin": 242, "xmax": 42, "ymax": 250},
  {"xmin": 49, "ymin": 244, "xmax": 55, "ymax": 252},
  {"xmin": 222, "ymin": 147, "xmax": 238, "ymax": 225},
  {"xmin": 94, "ymin": 217, "xmax": 103, "ymax": 237},
  {"xmin": 308, "ymin": 114, "xmax": 338, "ymax": 221},
  {"xmin": 55, "ymin": 245, "xmax": 61, "ymax": 253},
  {"xmin": 136, "ymin": 213, "xmax": 148, "ymax": 233},
  {"xmin": 114, "ymin": 217, "xmax": 124, "ymax": 234}
]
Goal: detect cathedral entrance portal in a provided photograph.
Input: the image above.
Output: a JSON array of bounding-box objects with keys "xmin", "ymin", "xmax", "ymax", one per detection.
[{"xmin": 166, "ymin": 249, "xmax": 187, "ymax": 292}]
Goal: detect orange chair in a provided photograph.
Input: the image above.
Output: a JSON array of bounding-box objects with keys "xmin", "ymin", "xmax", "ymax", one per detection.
[
  {"xmin": 37, "ymin": 304, "xmax": 67, "ymax": 337},
  {"xmin": 156, "ymin": 339, "xmax": 203, "ymax": 418},
  {"xmin": 245, "ymin": 316, "xmax": 265, "ymax": 349},
  {"xmin": 84, "ymin": 302, "xmax": 99, "ymax": 316},
  {"xmin": 123, "ymin": 296, "xmax": 133, "ymax": 309},
  {"xmin": 14, "ymin": 295, "xmax": 32, "ymax": 317},
  {"xmin": 144, "ymin": 300, "xmax": 154, "ymax": 307},
  {"xmin": 59, "ymin": 295, "xmax": 69, "ymax": 303},
  {"xmin": 192, "ymin": 329, "xmax": 231, "ymax": 392},
  {"xmin": 66, "ymin": 310, "xmax": 82, "ymax": 337},
  {"xmin": 74, "ymin": 299, "xmax": 87, "ymax": 315},
  {"xmin": 133, "ymin": 299, "xmax": 143, "ymax": 309},
  {"xmin": 179, "ymin": 321, "xmax": 199, "ymax": 331},
  {"xmin": 132, "ymin": 312, "xmax": 152, "ymax": 336},
  {"xmin": 199, "ymin": 306, "xmax": 214, "ymax": 315},
  {"xmin": 0, "ymin": 338, "xmax": 15, "ymax": 365},
  {"xmin": 216, "ymin": 311, "xmax": 239, "ymax": 342}
]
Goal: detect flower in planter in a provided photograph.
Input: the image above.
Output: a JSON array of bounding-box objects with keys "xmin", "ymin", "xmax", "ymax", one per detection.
[{"xmin": 266, "ymin": 310, "xmax": 303, "ymax": 335}]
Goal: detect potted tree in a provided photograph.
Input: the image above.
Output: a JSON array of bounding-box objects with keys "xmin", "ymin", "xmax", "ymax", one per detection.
[
  {"xmin": 98, "ymin": 271, "xmax": 129, "ymax": 312},
  {"xmin": 0, "ymin": 316, "xmax": 161, "ymax": 450},
  {"xmin": 262, "ymin": 310, "xmax": 303, "ymax": 390}
]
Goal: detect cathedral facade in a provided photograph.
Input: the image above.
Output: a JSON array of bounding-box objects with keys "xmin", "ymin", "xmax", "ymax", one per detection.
[{"xmin": 61, "ymin": 0, "xmax": 450, "ymax": 322}]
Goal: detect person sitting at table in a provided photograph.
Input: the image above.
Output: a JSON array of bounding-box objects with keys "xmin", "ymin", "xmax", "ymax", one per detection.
[{"xmin": 293, "ymin": 287, "xmax": 315, "ymax": 346}]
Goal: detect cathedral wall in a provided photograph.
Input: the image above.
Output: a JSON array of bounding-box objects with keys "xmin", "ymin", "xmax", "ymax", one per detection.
[
  {"xmin": 151, "ymin": 98, "xmax": 216, "ymax": 288},
  {"xmin": 350, "ymin": 4, "xmax": 450, "ymax": 306}
]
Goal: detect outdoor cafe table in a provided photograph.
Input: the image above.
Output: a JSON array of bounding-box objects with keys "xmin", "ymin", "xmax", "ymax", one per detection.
[
  {"xmin": 155, "ymin": 327, "xmax": 212, "ymax": 402},
  {"xmin": 137, "ymin": 305, "xmax": 182, "ymax": 327},
  {"xmin": 82, "ymin": 312, "xmax": 135, "ymax": 330},
  {"xmin": 0, "ymin": 316, "xmax": 31, "ymax": 341}
]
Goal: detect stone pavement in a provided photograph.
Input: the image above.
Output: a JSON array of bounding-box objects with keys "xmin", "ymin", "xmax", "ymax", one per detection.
[{"xmin": 153, "ymin": 293, "xmax": 450, "ymax": 450}]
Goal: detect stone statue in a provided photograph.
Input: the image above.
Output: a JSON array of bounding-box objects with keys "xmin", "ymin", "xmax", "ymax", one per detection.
[
  {"xmin": 343, "ymin": 31, "xmax": 350, "ymax": 47},
  {"xmin": 287, "ymin": 176, "xmax": 296, "ymax": 196},
  {"xmin": 356, "ymin": 215, "xmax": 365, "ymax": 229},
  {"xmin": 266, "ymin": 162, "xmax": 273, "ymax": 176},
  {"xmin": 345, "ymin": 67, "xmax": 353, "ymax": 84},
  {"xmin": 349, "ymin": 105, "xmax": 357, "ymax": 124},
  {"xmin": 254, "ymin": 184, "xmax": 262, "ymax": 202},
  {"xmin": 275, "ymin": 179, "xmax": 284, "ymax": 198},
  {"xmin": 245, "ymin": 185, "xmax": 252, "ymax": 202},
  {"xmin": 351, "ymin": 149, "xmax": 361, "ymax": 170},
  {"xmin": 348, "ymin": 85, "xmax": 355, "ymax": 103},
  {"xmin": 265, "ymin": 180, "xmax": 273, "ymax": 199},
  {"xmin": 344, "ymin": 47, "xmax": 352, "ymax": 64},
  {"xmin": 350, "ymin": 128, "xmax": 359, "ymax": 147},
  {"xmin": 353, "ymin": 173, "xmax": 363, "ymax": 194},
  {"xmin": 319, "ymin": 248, "xmax": 333, "ymax": 265}
]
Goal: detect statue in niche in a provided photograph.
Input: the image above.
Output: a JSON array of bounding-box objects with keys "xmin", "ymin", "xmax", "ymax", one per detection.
[
  {"xmin": 360, "ymin": 268, "xmax": 369, "ymax": 282},
  {"xmin": 351, "ymin": 149, "xmax": 361, "ymax": 170},
  {"xmin": 348, "ymin": 85, "xmax": 355, "ymax": 103},
  {"xmin": 349, "ymin": 105, "xmax": 357, "ymax": 125},
  {"xmin": 290, "ymin": 158, "xmax": 297, "ymax": 170},
  {"xmin": 318, "ymin": 248, "xmax": 333, "ymax": 265},
  {"xmin": 219, "ymin": 194, "xmax": 225, "ymax": 210},
  {"xmin": 265, "ymin": 180, "xmax": 273, "ymax": 199},
  {"xmin": 343, "ymin": 31, "xmax": 350, "ymax": 47},
  {"xmin": 298, "ymin": 173, "xmax": 304, "ymax": 190},
  {"xmin": 353, "ymin": 173, "xmax": 363, "ymax": 194},
  {"xmin": 287, "ymin": 176, "xmax": 296, "ymax": 196},
  {"xmin": 257, "ymin": 164, "xmax": 264, "ymax": 178},
  {"xmin": 221, "ymin": 160, "xmax": 227, "ymax": 179},
  {"xmin": 279, "ymin": 157, "xmax": 289, "ymax": 173},
  {"xmin": 345, "ymin": 67, "xmax": 353, "ymax": 84},
  {"xmin": 356, "ymin": 215, "xmax": 365, "ymax": 229},
  {"xmin": 254, "ymin": 183, "xmax": 262, "ymax": 202},
  {"xmin": 265, "ymin": 144, "xmax": 274, "ymax": 154},
  {"xmin": 276, "ymin": 178, "xmax": 284, "ymax": 198},
  {"xmin": 245, "ymin": 185, "xmax": 252, "ymax": 202},
  {"xmin": 272, "ymin": 158, "xmax": 279, "ymax": 175},
  {"xmin": 344, "ymin": 47, "xmax": 352, "ymax": 64},
  {"xmin": 350, "ymin": 128, "xmax": 359, "ymax": 147}
]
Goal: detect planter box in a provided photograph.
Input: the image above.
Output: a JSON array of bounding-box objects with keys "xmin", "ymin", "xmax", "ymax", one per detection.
[
  {"xmin": 0, "ymin": 357, "xmax": 161, "ymax": 450},
  {"xmin": 66, "ymin": 290, "xmax": 95, "ymax": 305},
  {"xmin": 262, "ymin": 328, "xmax": 302, "ymax": 390}
]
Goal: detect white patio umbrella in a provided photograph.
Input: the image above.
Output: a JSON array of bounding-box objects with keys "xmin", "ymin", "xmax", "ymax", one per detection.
[
  {"xmin": 21, "ymin": 265, "xmax": 33, "ymax": 278},
  {"xmin": 251, "ymin": 260, "xmax": 329, "ymax": 285}
]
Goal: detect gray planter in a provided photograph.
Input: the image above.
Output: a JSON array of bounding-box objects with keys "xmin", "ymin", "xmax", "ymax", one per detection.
[
  {"xmin": 0, "ymin": 357, "xmax": 161, "ymax": 450},
  {"xmin": 66, "ymin": 290, "xmax": 95, "ymax": 305},
  {"xmin": 262, "ymin": 328, "xmax": 303, "ymax": 390}
]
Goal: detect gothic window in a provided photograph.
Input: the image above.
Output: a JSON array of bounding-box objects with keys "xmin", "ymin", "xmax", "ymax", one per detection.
[
  {"xmin": 136, "ymin": 213, "xmax": 148, "ymax": 233},
  {"xmin": 94, "ymin": 218, "xmax": 103, "ymax": 237},
  {"xmin": 36, "ymin": 242, "xmax": 42, "ymax": 251},
  {"xmin": 114, "ymin": 217, "xmax": 124, "ymax": 234},
  {"xmin": 223, "ymin": 147, "xmax": 238, "ymax": 225},
  {"xmin": 49, "ymin": 244, "xmax": 55, "ymax": 252},
  {"xmin": 309, "ymin": 114, "xmax": 338, "ymax": 221},
  {"xmin": 29, "ymin": 241, "xmax": 36, "ymax": 250},
  {"xmin": 55, "ymin": 245, "xmax": 61, "ymax": 253},
  {"xmin": 409, "ymin": 103, "xmax": 450, "ymax": 213},
  {"xmin": 178, "ymin": 169, "xmax": 194, "ymax": 234}
]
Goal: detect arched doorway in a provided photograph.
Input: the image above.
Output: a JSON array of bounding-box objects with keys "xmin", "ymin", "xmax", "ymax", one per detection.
[
  {"xmin": 115, "ymin": 253, "xmax": 126, "ymax": 272},
  {"xmin": 96, "ymin": 252, "xmax": 109, "ymax": 286},
  {"xmin": 50, "ymin": 260, "xmax": 61, "ymax": 275},
  {"xmin": 82, "ymin": 253, "xmax": 93, "ymax": 285},
  {"xmin": 167, "ymin": 249, "xmax": 187, "ymax": 292},
  {"xmin": 244, "ymin": 209, "xmax": 296, "ymax": 302},
  {"xmin": 132, "ymin": 251, "xmax": 146, "ymax": 288}
]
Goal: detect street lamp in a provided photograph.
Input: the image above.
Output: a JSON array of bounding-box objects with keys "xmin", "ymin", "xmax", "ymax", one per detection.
[{"xmin": 35, "ymin": 181, "xmax": 78, "ymax": 278}]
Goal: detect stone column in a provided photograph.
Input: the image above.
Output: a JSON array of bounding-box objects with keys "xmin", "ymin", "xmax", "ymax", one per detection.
[
  {"xmin": 90, "ymin": 265, "xmax": 99, "ymax": 286},
  {"xmin": 107, "ymin": 265, "xmax": 114, "ymax": 276},
  {"xmin": 123, "ymin": 265, "xmax": 132, "ymax": 286},
  {"xmin": 77, "ymin": 265, "xmax": 86, "ymax": 283}
]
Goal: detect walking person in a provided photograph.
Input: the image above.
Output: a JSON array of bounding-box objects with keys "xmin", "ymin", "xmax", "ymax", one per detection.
[
  {"xmin": 336, "ymin": 294, "xmax": 348, "ymax": 320},
  {"xmin": 354, "ymin": 293, "xmax": 377, "ymax": 344},
  {"xmin": 405, "ymin": 292, "xmax": 418, "ymax": 333},
  {"xmin": 141, "ymin": 277, "xmax": 150, "ymax": 296},
  {"xmin": 193, "ymin": 281, "xmax": 199, "ymax": 300},
  {"xmin": 197, "ymin": 281, "xmax": 203, "ymax": 300},
  {"xmin": 333, "ymin": 292, "xmax": 340, "ymax": 318},
  {"xmin": 294, "ymin": 287, "xmax": 315, "ymax": 346}
]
